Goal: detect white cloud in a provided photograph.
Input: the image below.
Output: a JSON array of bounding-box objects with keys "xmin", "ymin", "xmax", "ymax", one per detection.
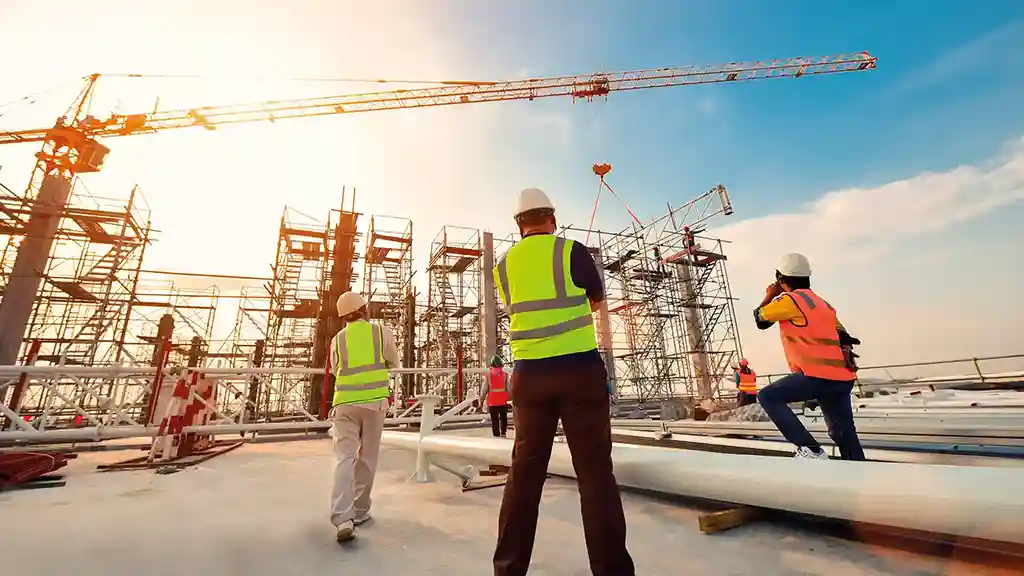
[{"xmin": 712, "ymin": 136, "xmax": 1024, "ymax": 374}]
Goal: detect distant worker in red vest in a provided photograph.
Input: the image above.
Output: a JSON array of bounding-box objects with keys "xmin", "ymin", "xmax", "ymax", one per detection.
[
  {"xmin": 753, "ymin": 253, "xmax": 865, "ymax": 461},
  {"xmin": 732, "ymin": 358, "xmax": 758, "ymax": 407},
  {"xmin": 481, "ymin": 354, "xmax": 511, "ymax": 438}
]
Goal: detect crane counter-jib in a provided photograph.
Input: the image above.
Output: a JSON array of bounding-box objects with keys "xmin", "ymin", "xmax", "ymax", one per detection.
[{"xmin": 0, "ymin": 52, "xmax": 876, "ymax": 145}]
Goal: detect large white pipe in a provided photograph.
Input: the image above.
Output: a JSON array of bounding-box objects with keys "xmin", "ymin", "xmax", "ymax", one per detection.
[{"xmin": 380, "ymin": 431, "xmax": 1024, "ymax": 545}]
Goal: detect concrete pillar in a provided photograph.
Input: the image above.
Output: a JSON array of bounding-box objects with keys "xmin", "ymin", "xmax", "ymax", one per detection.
[
  {"xmin": 481, "ymin": 231, "xmax": 497, "ymax": 365},
  {"xmin": 676, "ymin": 262, "xmax": 712, "ymax": 399},
  {"xmin": 0, "ymin": 174, "xmax": 73, "ymax": 365}
]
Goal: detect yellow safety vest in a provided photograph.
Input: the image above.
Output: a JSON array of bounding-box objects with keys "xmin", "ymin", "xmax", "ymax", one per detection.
[
  {"xmin": 494, "ymin": 234, "xmax": 598, "ymax": 360},
  {"xmin": 332, "ymin": 321, "xmax": 391, "ymax": 406}
]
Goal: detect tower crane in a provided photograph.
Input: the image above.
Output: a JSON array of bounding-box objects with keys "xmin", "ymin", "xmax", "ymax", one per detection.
[{"xmin": 0, "ymin": 52, "xmax": 877, "ymax": 365}]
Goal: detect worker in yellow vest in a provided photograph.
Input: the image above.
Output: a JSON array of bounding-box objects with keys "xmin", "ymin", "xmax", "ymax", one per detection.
[
  {"xmin": 753, "ymin": 253, "xmax": 865, "ymax": 461},
  {"xmin": 492, "ymin": 188, "xmax": 634, "ymax": 576},
  {"xmin": 732, "ymin": 358, "xmax": 758, "ymax": 407},
  {"xmin": 329, "ymin": 291, "xmax": 400, "ymax": 543}
]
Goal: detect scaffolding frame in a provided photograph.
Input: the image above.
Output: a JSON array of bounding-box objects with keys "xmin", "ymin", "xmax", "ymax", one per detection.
[
  {"xmin": 419, "ymin": 226, "xmax": 483, "ymax": 405},
  {"xmin": 363, "ymin": 215, "xmax": 414, "ymax": 396},
  {"xmin": 559, "ymin": 184, "xmax": 741, "ymax": 405},
  {"xmin": 262, "ymin": 207, "xmax": 332, "ymax": 419}
]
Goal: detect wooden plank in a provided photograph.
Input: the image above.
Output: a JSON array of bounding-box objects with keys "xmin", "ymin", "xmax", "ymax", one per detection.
[{"xmin": 698, "ymin": 506, "xmax": 762, "ymax": 534}]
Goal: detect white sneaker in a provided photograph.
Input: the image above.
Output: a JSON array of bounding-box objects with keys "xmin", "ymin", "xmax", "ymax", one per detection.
[
  {"xmin": 354, "ymin": 512, "xmax": 372, "ymax": 526},
  {"xmin": 335, "ymin": 520, "xmax": 355, "ymax": 543},
  {"xmin": 794, "ymin": 446, "xmax": 830, "ymax": 460}
]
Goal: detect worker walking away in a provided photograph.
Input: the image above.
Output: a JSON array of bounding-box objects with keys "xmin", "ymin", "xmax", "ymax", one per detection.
[
  {"xmin": 329, "ymin": 291, "xmax": 400, "ymax": 543},
  {"xmin": 480, "ymin": 355, "xmax": 511, "ymax": 437},
  {"xmin": 493, "ymin": 188, "xmax": 634, "ymax": 576},
  {"xmin": 753, "ymin": 253, "xmax": 866, "ymax": 461},
  {"xmin": 733, "ymin": 358, "xmax": 758, "ymax": 407}
]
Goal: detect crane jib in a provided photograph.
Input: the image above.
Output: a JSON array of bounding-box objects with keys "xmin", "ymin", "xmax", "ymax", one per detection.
[{"xmin": 0, "ymin": 52, "xmax": 876, "ymax": 146}]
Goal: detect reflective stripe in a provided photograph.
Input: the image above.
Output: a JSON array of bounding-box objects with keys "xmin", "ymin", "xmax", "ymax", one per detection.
[
  {"xmin": 337, "ymin": 324, "xmax": 386, "ymax": 375},
  {"xmin": 509, "ymin": 314, "xmax": 592, "ymax": 341},
  {"xmin": 784, "ymin": 335, "xmax": 841, "ymax": 346},
  {"xmin": 497, "ymin": 237, "xmax": 588, "ymax": 314},
  {"xmin": 335, "ymin": 379, "xmax": 391, "ymax": 392},
  {"xmin": 792, "ymin": 291, "xmax": 816, "ymax": 309}
]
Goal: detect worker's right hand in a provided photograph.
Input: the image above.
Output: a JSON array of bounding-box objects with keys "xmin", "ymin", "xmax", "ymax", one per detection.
[{"xmin": 765, "ymin": 281, "xmax": 783, "ymax": 299}]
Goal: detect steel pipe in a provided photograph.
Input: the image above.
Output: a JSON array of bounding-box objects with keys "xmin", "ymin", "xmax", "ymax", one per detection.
[{"xmin": 381, "ymin": 431, "xmax": 1024, "ymax": 545}]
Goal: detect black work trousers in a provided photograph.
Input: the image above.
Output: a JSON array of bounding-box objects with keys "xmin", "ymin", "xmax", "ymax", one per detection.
[
  {"xmin": 757, "ymin": 373, "xmax": 866, "ymax": 461},
  {"xmin": 736, "ymin": 391, "xmax": 758, "ymax": 407},
  {"xmin": 489, "ymin": 404, "xmax": 509, "ymax": 437},
  {"xmin": 493, "ymin": 361, "xmax": 634, "ymax": 576}
]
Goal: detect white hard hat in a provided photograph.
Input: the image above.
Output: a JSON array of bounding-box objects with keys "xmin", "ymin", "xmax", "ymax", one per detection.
[
  {"xmin": 515, "ymin": 187, "xmax": 555, "ymax": 218},
  {"xmin": 777, "ymin": 253, "xmax": 811, "ymax": 277},
  {"xmin": 336, "ymin": 291, "xmax": 367, "ymax": 317}
]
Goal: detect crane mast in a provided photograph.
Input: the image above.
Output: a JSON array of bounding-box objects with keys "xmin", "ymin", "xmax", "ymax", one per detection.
[{"xmin": 0, "ymin": 51, "xmax": 876, "ymax": 366}]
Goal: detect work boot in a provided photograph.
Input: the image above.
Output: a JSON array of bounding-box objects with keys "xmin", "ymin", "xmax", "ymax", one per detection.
[
  {"xmin": 335, "ymin": 520, "xmax": 355, "ymax": 543},
  {"xmin": 354, "ymin": 511, "xmax": 372, "ymax": 526},
  {"xmin": 794, "ymin": 446, "xmax": 829, "ymax": 460}
]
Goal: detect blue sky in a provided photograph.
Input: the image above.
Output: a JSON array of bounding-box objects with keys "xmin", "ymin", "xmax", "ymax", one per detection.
[
  {"xmin": 430, "ymin": 0, "xmax": 1024, "ymax": 217},
  {"xmin": 0, "ymin": 1, "xmax": 1022, "ymax": 374}
]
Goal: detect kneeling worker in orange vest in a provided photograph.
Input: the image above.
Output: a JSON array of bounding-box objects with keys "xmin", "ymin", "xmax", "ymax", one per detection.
[
  {"xmin": 329, "ymin": 291, "xmax": 400, "ymax": 543},
  {"xmin": 482, "ymin": 354, "xmax": 511, "ymax": 437},
  {"xmin": 753, "ymin": 253, "xmax": 866, "ymax": 461},
  {"xmin": 732, "ymin": 358, "xmax": 758, "ymax": 407}
]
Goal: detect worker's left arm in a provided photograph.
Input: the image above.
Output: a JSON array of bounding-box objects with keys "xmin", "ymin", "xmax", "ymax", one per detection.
[
  {"xmin": 753, "ymin": 293, "xmax": 802, "ymax": 330},
  {"xmin": 569, "ymin": 242, "xmax": 605, "ymax": 310},
  {"xmin": 381, "ymin": 327, "xmax": 401, "ymax": 369}
]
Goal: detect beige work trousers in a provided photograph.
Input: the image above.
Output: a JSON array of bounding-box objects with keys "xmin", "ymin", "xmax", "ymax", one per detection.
[{"xmin": 329, "ymin": 403, "xmax": 386, "ymax": 527}]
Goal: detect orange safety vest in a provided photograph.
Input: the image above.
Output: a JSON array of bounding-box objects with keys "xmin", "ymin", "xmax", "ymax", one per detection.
[
  {"xmin": 737, "ymin": 369, "xmax": 757, "ymax": 393},
  {"xmin": 779, "ymin": 289, "xmax": 856, "ymax": 381},
  {"xmin": 487, "ymin": 367, "xmax": 509, "ymax": 406}
]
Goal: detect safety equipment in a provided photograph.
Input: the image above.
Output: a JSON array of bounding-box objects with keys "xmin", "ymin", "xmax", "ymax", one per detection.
[
  {"xmin": 777, "ymin": 253, "xmax": 812, "ymax": 277},
  {"xmin": 489, "ymin": 354, "xmax": 504, "ymax": 367},
  {"xmin": 487, "ymin": 366, "xmax": 509, "ymax": 406},
  {"xmin": 778, "ymin": 289, "xmax": 856, "ymax": 381},
  {"xmin": 515, "ymin": 187, "xmax": 555, "ymax": 218},
  {"xmin": 336, "ymin": 291, "xmax": 368, "ymax": 317},
  {"xmin": 494, "ymin": 234, "xmax": 598, "ymax": 360},
  {"xmin": 737, "ymin": 369, "xmax": 758, "ymax": 393},
  {"xmin": 332, "ymin": 322, "xmax": 391, "ymax": 406},
  {"xmin": 738, "ymin": 358, "xmax": 749, "ymax": 367}
]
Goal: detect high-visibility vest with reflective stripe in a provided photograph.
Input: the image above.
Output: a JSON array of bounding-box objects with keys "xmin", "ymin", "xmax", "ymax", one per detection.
[
  {"xmin": 494, "ymin": 234, "xmax": 598, "ymax": 360},
  {"xmin": 487, "ymin": 367, "xmax": 509, "ymax": 406},
  {"xmin": 332, "ymin": 321, "xmax": 391, "ymax": 406},
  {"xmin": 779, "ymin": 289, "xmax": 856, "ymax": 381},
  {"xmin": 737, "ymin": 369, "xmax": 757, "ymax": 393}
]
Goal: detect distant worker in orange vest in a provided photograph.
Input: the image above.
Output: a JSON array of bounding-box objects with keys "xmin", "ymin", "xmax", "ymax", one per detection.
[
  {"xmin": 481, "ymin": 354, "xmax": 511, "ymax": 438},
  {"xmin": 753, "ymin": 253, "xmax": 866, "ymax": 461},
  {"xmin": 732, "ymin": 358, "xmax": 758, "ymax": 407}
]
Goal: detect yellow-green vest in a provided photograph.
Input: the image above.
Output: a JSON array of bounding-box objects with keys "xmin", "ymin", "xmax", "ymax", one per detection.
[
  {"xmin": 332, "ymin": 321, "xmax": 391, "ymax": 406},
  {"xmin": 494, "ymin": 234, "xmax": 598, "ymax": 360}
]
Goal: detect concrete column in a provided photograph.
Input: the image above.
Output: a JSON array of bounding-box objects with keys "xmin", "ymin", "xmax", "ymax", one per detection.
[
  {"xmin": 0, "ymin": 174, "xmax": 73, "ymax": 365},
  {"xmin": 480, "ymin": 231, "xmax": 497, "ymax": 365},
  {"xmin": 676, "ymin": 262, "xmax": 712, "ymax": 399}
]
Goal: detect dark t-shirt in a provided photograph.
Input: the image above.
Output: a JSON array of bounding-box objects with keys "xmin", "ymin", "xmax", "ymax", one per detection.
[{"xmin": 511, "ymin": 233, "xmax": 606, "ymax": 378}]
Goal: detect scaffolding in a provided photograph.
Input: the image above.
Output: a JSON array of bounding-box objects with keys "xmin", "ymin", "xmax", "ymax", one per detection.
[
  {"xmin": 419, "ymin": 226, "xmax": 483, "ymax": 405},
  {"xmin": 559, "ymin": 184, "xmax": 741, "ymax": 405},
  {"xmin": 262, "ymin": 207, "xmax": 332, "ymax": 419},
  {"xmin": 0, "ymin": 182, "xmax": 151, "ymax": 367},
  {"xmin": 363, "ymin": 215, "xmax": 415, "ymax": 396}
]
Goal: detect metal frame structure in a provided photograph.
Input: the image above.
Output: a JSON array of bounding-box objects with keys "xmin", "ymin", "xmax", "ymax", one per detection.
[
  {"xmin": 262, "ymin": 207, "xmax": 333, "ymax": 419},
  {"xmin": 563, "ymin": 184, "xmax": 740, "ymax": 405},
  {"xmin": 419, "ymin": 226, "xmax": 483, "ymax": 405},
  {"xmin": 363, "ymin": 215, "xmax": 415, "ymax": 397}
]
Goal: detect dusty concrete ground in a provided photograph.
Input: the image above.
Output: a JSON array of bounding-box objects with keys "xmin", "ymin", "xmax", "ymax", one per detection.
[{"xmin": 0, "ymin": 436, "xmax": 1015, "ymax": 575}]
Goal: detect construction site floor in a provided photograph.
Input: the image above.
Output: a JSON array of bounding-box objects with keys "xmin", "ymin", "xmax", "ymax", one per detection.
[{"xmin": 0, "ymin": 435, "xmax": 1013, "ymax": 575}]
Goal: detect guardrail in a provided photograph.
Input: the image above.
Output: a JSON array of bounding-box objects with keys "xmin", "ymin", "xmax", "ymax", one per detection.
[{"xmin": 0, "ymin": 365, "xmax": 493, "ymax": 443}]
